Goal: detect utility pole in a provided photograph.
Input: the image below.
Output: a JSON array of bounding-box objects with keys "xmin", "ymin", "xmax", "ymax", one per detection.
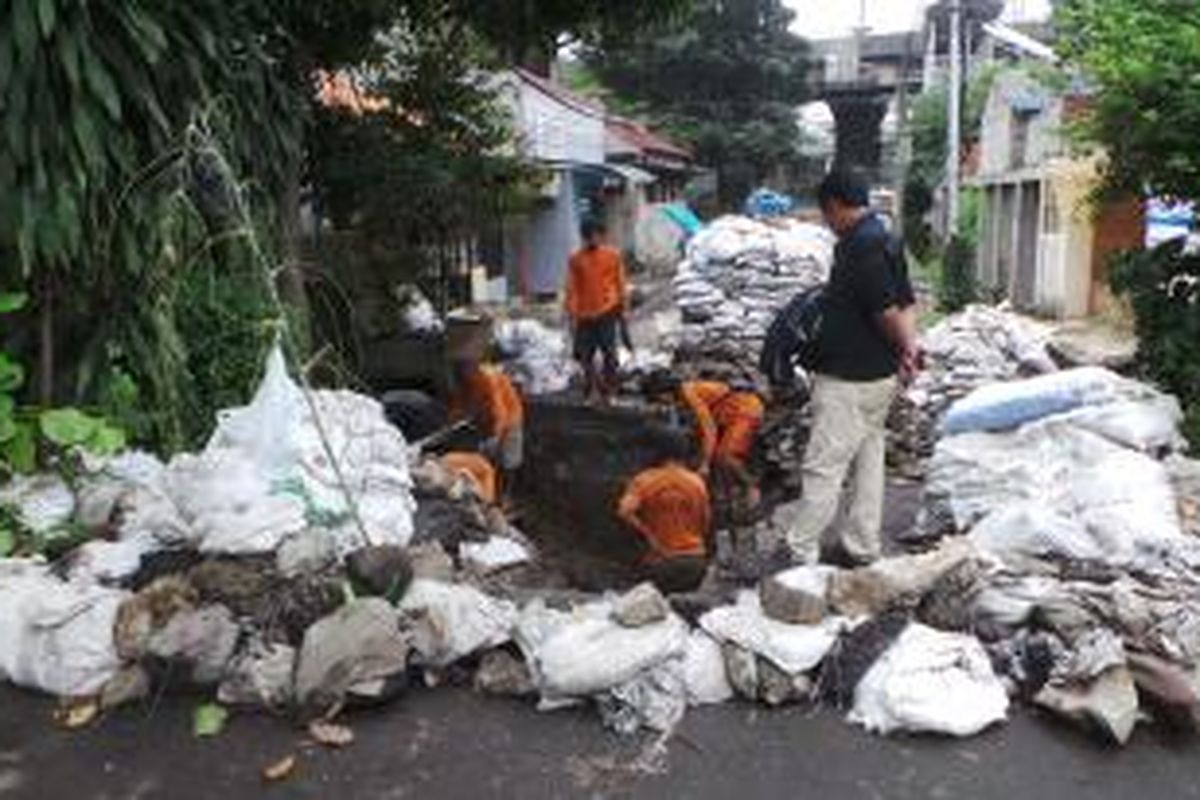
[{"xmin": 946, "ymin": 0, "xmax": 963, "ymax": 237}]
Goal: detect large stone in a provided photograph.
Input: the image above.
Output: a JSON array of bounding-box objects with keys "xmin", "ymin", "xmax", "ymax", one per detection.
[
  {"xmin": 759, "ymin": 566, "xmax": 831, "ymax": 625},
  {"xmin": 828, "ymin": 539, "xmax": 973, "ymax": 618},
  {"xmin": 346, "ymin": 545, "xmax": 414, "ymax": 600},
  {"xmin": 1035, "ymin": 666, "xmax": 1140, "ymax": 746},
  {"xmin": 145, "ymin": 605, "xmax": 240, "ymax": 685},
  {"xmin": 295, "ymin": 598, "xmax": 410, "ymax": 714},
  {"xmin": 612, "ymin": 583, "xmax": 670, "ymax": 628}
]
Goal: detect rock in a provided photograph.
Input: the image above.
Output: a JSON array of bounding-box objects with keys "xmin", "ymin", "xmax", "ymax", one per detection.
[
  {"xmin": 473, "ymin": 649, "xmax": 535, "ymax": 697},
  {"xmin": 1035, "ymin": 666, "xmax": 1140, "ymax": 746},
  {"xmin": 408, "ymin": 542, "xmax": 456, "ymax": 582},
  {"xmin": 294, "ymin": 598, "xmax": 410, "ymax": 714},
  {"xmin": 828, "ymin": 539, "xmax": 974, "ymax": 618},
  {"xmin": 114, "ymin": 576, "xmax": 199, "ymax": 660},
  {"xmin": 757, "ymin": 657, "xmax": 812, "ymax": 707},
  {"xmin": 145, "ymin": 605, "xmax": 240, "ymax": 685},
  {"xmin": 722, "ymin": 643, "xmax": 759, "ymax": 700},
  {"xmin": 218, "ymin": 641, "xmax": 297, "ymax": 709},
  {"xmin": 1127, "ymin": 652, "xmax": 1200, "ymax": 732},
  {"xmin": 346, "ymin": 546, "xmax": 414, "ymax": 600},
  {"xmin": 759, "ymin": 566, "xmax": 831, "ymax": 625},
  {"xmin": 276, "ymin": 529, "xmax": 338, "ymax": 578},
  {"xmin": 612, "ymin": 583, "xmax": 671, "ymax": 628}
]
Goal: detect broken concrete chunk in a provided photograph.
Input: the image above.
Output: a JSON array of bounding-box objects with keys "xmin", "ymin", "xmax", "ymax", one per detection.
[
  {"xmin": 218, "ymin": 641, "xmax": 297, "ymax": 709},
  {"xmin": 1035, "ymin": 666, "xmax": 1139, "ymax": 746},
  {"xmin": 145, "ymin": 604, "xmax": 240, "ymax": 685},
  {"xmin": 829, "ymin": 539, "xmax": 974, "ymax": 618},
  {"xmin": 276, "ymin": 529, "xmax": 338, "ymax": 578},
  {"xmin": 407, "ymin": 542, "xmax": 455, "ymax": 582},
  {"xmin": 294, "ymin": 598, "xmax": 410, "ymax": 715},
  {"xmin": 759, "ymin": 566, "xmax": 831, "ymax": 625},
  {"xmin": 612, "ymin": 583, "xmax": 670, "ymax": 628},
  {"xmin": 722, "ymin": 643, "xmax": 759, "ymax": 700},
  {"xmin": 473, "ymin": 649, "xmax": 535, "ymax": 697},
  {"xmin": 346, "ymin": 545, "xmax": 414, "ymax": 600},
  {"xmin": 1127, "ymin": 652, "xmax": 1200, "ymax": 733}
]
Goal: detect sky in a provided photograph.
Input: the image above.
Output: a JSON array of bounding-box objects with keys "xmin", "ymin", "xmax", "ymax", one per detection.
[{"xmin": 785, "ymin": 0, "xmax": 1053, "ymax": 41}]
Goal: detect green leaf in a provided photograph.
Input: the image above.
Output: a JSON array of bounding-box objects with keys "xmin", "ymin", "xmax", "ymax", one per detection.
[
  {"xmin": 192, "ymin": 703, "xmax": 227, "ymax": 738},
  {"xmin": 13, "ymin": 0, "xmax": 37, "ymax": 66},
  {"xmin": 2, "ymin": 423, "xmax": 36, "ymax": 473},
  {"xmin": 86, "ymin": 423, "xmax": 126, "ymax": 456},
  {"xmin": 0, "ymin": 354, "xmax": 25, "ymax": 393},
  {"xmin": 36, "ymin": 0, "xmax": 55, "ymax": 38},
  {"xmin": 81, "ymin": 45, "xmax": 121, "ymax": 121},
  {"xmin": 0, "ymin": 528, "xmax": 13, "ymax": 557},
  {"xmin": 39, "ymin": 407, "xmax": 99, "ymax": 446},
  {"xmin": 0, "ymin": 292, "xmax": 29, "ymax": 313}
]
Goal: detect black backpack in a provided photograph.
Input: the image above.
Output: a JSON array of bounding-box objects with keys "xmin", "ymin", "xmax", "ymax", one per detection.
[{"xmin": 759, "ymin": 285, "xmax": 825, "ymax": 391}]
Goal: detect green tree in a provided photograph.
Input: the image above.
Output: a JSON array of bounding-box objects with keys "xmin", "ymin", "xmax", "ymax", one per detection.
[
  {"xmin": 583, "ymin": 0, "xmax": 810, "ymax": 210},
  {"xmin": 1056, "ymin": 0, "xmax": 1200, "ymax": 199}
]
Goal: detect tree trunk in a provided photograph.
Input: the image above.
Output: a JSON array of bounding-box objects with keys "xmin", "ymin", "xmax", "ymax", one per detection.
[{"xmin": 277, "ymin": 163, "xmax": 312, "ymax": 356}]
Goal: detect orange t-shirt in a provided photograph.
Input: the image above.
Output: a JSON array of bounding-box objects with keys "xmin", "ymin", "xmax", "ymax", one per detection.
[
  {"xmin": 679, "ymin": 381, "xmax": 764, "ymax": 467},
  {"xmin": 618, "ymin": 464, "xmax": 710, "ymax": 561},
  {"xmin": 440, "ymin": 452, "xmax": 498, "ymax": 505},
  {"xmin": 564, "ymin": 245, "xmax": 628, "ymax": 321},
  {"xmin": 453, "ymin": 365, "xmax": 524, "ymax": 440}
]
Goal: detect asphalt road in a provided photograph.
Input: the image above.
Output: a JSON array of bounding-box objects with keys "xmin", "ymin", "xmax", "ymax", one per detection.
[{"xmin": 4, "ymin": 682, "xmax": 1200, "ymax": 800}]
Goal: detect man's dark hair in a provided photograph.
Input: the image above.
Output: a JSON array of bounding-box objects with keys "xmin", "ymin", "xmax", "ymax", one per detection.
[
  {"xmin": 817, "ymin": 170, "xmax": 870, "ymax": 209},
  {"xmin": 580, "ymin": 217, "xmax": 607, "ymax": 239}
]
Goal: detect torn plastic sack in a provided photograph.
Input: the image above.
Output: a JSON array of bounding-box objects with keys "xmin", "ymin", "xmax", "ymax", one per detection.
[
  {"xmin": 849, "ymin": 623, "xmax": 1008, "ymax": 737},
  {"xmin": 515, "ymin": 597, "xmax": 689, "ymax": 702},
  {"xmin": 699, "ymin": 590, "xmax": 847, "ymax": 675},
  {"xmin": 398, "ymin": 579, "xmax": 517, "ymax": 667},
  {"xmin": 460, "ymin": 536, "xmax": 531, "ymax": 574},
  {"xmin": 683, "ymin": 630, "xmax": 734, "ymax": 706},
  {"xmin": 0, "ymin": 562, "xmax": 127, "ymax": 696},
  {"xmin": 0, "ymin": 474, "xmax": 74, "ymax": 533},
  {"xmin": 598, "ymin": 659, "xmax": 688, "ymax": 736}
]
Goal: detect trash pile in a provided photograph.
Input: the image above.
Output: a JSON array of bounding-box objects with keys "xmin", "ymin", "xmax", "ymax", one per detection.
[
  {"xmin": 889, "ymin": 304, "xmax": 1057, "ymax": 479},
  {"xmin": 673, "ymin": 216, "xmax": 834, "ymax": 374},
  {"xmin": 493, "ymin": 318, "xmax": 578, "ymax": 396}
]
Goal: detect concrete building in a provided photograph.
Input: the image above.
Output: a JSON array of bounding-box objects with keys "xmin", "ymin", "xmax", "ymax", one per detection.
[{"xmin": 973, "ymin": 69, "xmax": 1143, "ymax": 318}]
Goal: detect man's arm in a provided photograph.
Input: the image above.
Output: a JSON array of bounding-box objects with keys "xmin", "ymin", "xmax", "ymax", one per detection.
[
  {"xmin": 679, "ymin": 383, "xmax": 718, "ymax": 474},
  {"xmin": 878, "ymin": 306, "xmax": 920, "ymax": 383}
]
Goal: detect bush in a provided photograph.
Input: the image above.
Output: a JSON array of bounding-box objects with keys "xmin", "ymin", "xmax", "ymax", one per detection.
[
  {"xmin": 938, "ymin": 235, "xmax": 978, "ymax": 313},
  {"xmin": 1110, "ymin": 242, "xmax": 1200, "ymax": 450}
]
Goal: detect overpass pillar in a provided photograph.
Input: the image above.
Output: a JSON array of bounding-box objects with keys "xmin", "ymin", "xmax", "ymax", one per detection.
[{"xmin": 827, "ymin": 95, "xmax": 889, "ymax": 183}]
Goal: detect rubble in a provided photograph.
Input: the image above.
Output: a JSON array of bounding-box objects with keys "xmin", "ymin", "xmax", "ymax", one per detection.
[
  {"xmin": 612, "ymin": 583, "xmax": 671, "ymax": 628},
  {"xmin": 1034, "ymin": 666, "xmax": 1139, "ymax": 746},
  {"xmin": 759, "ymin": 565, "xmax": 832, "ymax": 625},
  {"xmin": 494, "ymin": 318, "xmax": 578, "ymax": 396},
  {"xmin": 673, "ymin": 215, "xmax": 833, "ymax": 373},
  {"xmin": 474, "ymin": 649, "xmax": 536, "ymax": 697}
]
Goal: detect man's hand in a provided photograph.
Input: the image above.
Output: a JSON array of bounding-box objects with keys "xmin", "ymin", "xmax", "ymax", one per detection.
[{"xmin": 899, "ymin": 345, "xmax": 922, "ymax": 386}]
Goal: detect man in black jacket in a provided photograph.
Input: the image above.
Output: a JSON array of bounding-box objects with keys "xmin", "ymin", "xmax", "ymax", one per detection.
[{"xmin": 783, "ymin": 170, "xmax": 918, "ymax": 565}]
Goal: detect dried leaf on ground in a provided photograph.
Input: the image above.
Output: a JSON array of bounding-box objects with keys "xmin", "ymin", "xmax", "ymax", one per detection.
[
  {"xmin": 308, "ymin": 720, "xmax": 355, "ymax": 749},
  {"xmin": 262, "ymin": 755, "xmax": 297, "ymax": 783},
  {"xmin": 56, "ymin": 698, "xmax": 100, "ymax": 730}
]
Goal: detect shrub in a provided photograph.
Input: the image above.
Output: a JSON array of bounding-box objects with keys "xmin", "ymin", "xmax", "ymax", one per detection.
[{"xmin": 938, "ymin": 235, "xmax": 978, "ymax": 313}]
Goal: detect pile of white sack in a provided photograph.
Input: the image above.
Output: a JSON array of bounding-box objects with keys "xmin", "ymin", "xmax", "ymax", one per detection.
[
  {"xmin": 493, "ymin": 318, "xmax": 578, "ymax": 396},
  {"xmin": 890, "ymin": 304, "xmax": 1058, "ymax": 478},
  {"xmin": 673, "ymin": 216, "xmax": 834, "ymax": 370}
]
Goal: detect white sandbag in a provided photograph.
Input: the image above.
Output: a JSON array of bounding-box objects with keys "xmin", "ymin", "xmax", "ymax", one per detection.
[
  {"xmin": 600, "ymin": 658, "xmax": 688, "ymax": 735},
  {"xmin": 0, "ymin": 563, "xmax": 127, "ymax": 696},
  {"xmin": 699, "ymin": 590, "xmax": 846, "ymax": 675},
  {"xmin": 515, "ymin": 598, "xmax": 689, "ymax": 700},
  {"xmin": 849, "ymin": 623, "xmax": 1008, "ymax": 737},
  {"xmin": 0, "ymin": 474, "xmax": 74, "ymax": 533},
  {"xmin": 1061, "ymin": 397, "xmax": 1186, "ymax": 453},
  {"xmin": 969, "ymin": 504, "xmax": 1106, "ymax": 564},
  {"xmin": 494, "ymin": 319, "xmax": 578, "ymax": 396},
  {"xmin": 68, "ymin": 531, "xmax": 157, "ymax": 585},
  {"xmin": 683, "ymin": 630, "xmax": 733, "ymax": 706},
  {"xmin": 929, "ymin": 419, "xmax": 1184, "ymax": 569},
  {"xmin": 398, "ymin": 579, "xmax": 517, "ymax": 667}
]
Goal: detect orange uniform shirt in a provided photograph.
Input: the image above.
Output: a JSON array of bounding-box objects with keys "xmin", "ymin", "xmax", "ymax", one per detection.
[
  {"xmin": 618, "ymin": 464, "xmax": 710, "ymax": 562},
  {"xmin": 452, "ymin": 365, "xmax": 524, "ymax": 440},
  {"xmin": 679, "ymin": 381, "xmax": 765, "ymax": 468},
  {"xmin": 564, "ymin": 245, "xmax": 628, "ymax": 322},
  {"xmin": 440, "ymin": 451, "xmax": 498, "ymax": 505}
]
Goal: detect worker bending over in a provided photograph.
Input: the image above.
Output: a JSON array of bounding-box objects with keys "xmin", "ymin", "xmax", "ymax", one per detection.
[
  {"xmin": 617, "ymin": 443, "xmax": 711, "ymax": 594},
  {"xmin": 448, "ymin": 359, "xmax": 525, "ymax": 486},
  {"xmin": 564, "ymin": 218, "xmax": 629, "ymax": 403},
  {"xmin": 644, "ymin": 371, "xmax": 765, "ymax": 512},
  {"xmin": 440, "ymin": 451, "xmax": 498, "ymax": 505}
]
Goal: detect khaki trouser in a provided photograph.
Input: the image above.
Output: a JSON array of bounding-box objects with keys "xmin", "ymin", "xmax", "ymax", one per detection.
[{"xmin": 785, "ymin": 374, "xmax": 898, "ymax": 564}]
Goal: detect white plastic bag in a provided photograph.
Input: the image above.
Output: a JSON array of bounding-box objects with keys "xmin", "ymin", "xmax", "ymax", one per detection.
[
  {"xmin": 699, "ymin": 590, "xmax": 846, "ymax": 675},
  {"xmin": 398, "ymin": 579, "xmax": 517, "ymax": 667},
  {"xmin": 849, "ymin": 623, "xmax": 1008, "ymax": 737},
  {"xmin": 683, "ymin": 630, "xmax": 733, "ymax": 706}
]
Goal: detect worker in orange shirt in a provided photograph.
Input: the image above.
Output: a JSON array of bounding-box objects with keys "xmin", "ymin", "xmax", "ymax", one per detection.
[
  {"xmin": 564, "ymin": 218, "xmax": 629, "ymax": 403},
  {"xmin": 617, "ymin": 443, "xmax": 711, "ymax": 594},
  {"xmin": 448, "ymin": 359, "xmax": 525, "ymax": 487},
  {"xmin": 440, "ymin": 451, "xmax": 498, "ymax": 505},
  {"xmin": 644, "ymin": 370, "xmax": 765, "ymax": 514}
]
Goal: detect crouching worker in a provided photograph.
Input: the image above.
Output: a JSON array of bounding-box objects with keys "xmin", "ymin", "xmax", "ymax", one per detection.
[
  {"xmin": 644, "ymin": 371, "xmax": 765, "ymax": 513},
  {"xmin": 448, "ymin": 359, "xmax": 524, "ymax": 495},
  {"xmin": 617, "ymin": 444, "xmax": 711, "ymax": 594},
  {"xmin": 440, "ymin": 451, "xmax": 498, "ymax": 505}
]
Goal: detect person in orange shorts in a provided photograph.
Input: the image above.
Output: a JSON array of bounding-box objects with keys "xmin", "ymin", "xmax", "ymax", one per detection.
[
  {"xmin": 643, "ymin": 370, "xmax": 765, "ymax": 513},
  {"xmin": 440, "ymin": 451, "xmax": 498, "ymax": 505},
  {"xmin": 617, "ymin": 444, "xmax": 711, "ymax": 594},
  {"xmin": 564, "ymin": 219, "xmax": 629, "ymax": 403},
  {"xmin": 448, "ymin": 359, "xmax": 525, "ymax": 487}
]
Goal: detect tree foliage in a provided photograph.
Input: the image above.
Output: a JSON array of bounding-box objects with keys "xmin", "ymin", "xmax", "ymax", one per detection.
[
  {"xmin": 1056, "ymin": 0, "xmax": 1200, "ymax": 199},
  {"xmin": 584, "ymin": 0, "xmax": 810, "ymax": 209}
]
